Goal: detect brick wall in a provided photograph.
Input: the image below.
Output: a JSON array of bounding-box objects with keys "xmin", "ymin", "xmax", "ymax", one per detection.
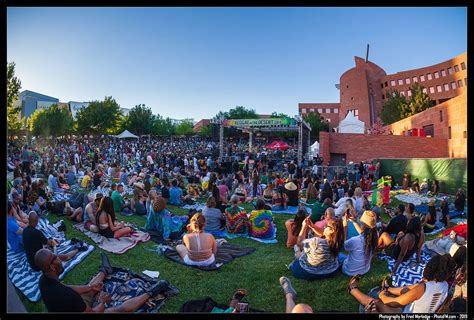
[
  {"xmin": 385, "ymin": 91, "xmax": 467, "ymax": 158},
  {"xmin": 319, "ymin": 132, "xmax": 449, "ymax": 165}
]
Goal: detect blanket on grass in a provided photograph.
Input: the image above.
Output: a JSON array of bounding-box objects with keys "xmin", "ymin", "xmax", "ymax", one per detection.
[
  {"xmin": 98, "ymin": 266, "xmax": 179, "ymax": 313},
  {"xmin": 7, "ymin": 218, "xmax": 94, "ymax": 302},
  {"xmin": 208, "ymin": 228, "xmax": 278, "ymax": 244},
  {"xmin": 142, "ymin": 228, "xmax": 183, "ymax": 245},
  {"xmin": 378, "ymin": 251, "xmax": 431, "ymax": 287},
  {"xmin": 182, "ymin": 203, "xmax": 206, "ymax": 212},
  {"xmin": 272, "ymin": 205, "xmax": 311, "ymax": 215},
  {"xmin": 394, "ymin": 192, "xmax": 432, "ymax": 206},
  {"xmin": 73, "ymin": 223, "xmax": 150, "ymax": 254},
  {"xmin": 163, "ymin": 242, "xmax": 256, "ymax": 271},
  {"xmin": 52, "ymin": 192, "xmax": 72, "ymax": 202}
]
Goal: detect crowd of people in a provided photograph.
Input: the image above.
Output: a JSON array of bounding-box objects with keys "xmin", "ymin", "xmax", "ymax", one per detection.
[{"xmin": 6, "ymin": 135, "xmax": 467, "ymax": 313}]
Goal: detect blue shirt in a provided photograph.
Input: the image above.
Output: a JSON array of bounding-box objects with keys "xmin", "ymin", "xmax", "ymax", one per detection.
[
  {"xmin": 7, "ymin": 217, "xmax": 23, "ymax": 252},
  {"xmin": 347, "ymin": 219, "xmax": 361, "ymax": 240},
  {"xmin": 169, "ymin": 187, "xmax": 183, "ymax": 206},
  {"xmin": 66, "ymin": 172, "xmax": 76, "ymax": 185}
]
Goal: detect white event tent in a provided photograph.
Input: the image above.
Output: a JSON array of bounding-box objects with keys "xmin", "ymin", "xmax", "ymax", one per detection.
[
  {"xmin": 115, "ymin": 130, "xmax": 139, "ymax": 139},
  {"xmin": 336, "ymin": 111, "xmax": 365, "ymax": 134}
]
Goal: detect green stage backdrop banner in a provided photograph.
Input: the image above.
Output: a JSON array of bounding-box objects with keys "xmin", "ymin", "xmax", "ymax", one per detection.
[{"xmin": 378, "ymin": 158, "xmax": 467, "ymax": 195}]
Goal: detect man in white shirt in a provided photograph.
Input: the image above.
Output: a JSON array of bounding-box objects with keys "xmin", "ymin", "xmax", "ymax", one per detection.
[
  {"xmin": 334, "ymin": 189, "xmax": 355, "ymax": 217},
  {"xmin": 312, "ymin": 163, "xmax": 319, "ymax": 177}
]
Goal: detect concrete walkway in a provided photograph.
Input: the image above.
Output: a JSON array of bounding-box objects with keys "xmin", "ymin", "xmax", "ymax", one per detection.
[{"xmin": 7, "ymin": 275, "xmax": 27, "ymax": 313}]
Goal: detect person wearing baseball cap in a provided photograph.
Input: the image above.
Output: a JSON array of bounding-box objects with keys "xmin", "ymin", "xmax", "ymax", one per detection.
[{"xmin": 341, "ymin": 209, "xmax": 378, "ymax": 276}]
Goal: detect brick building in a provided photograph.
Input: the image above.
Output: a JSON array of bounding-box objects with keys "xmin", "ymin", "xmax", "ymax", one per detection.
[{"xmin": 300, "ymin": 52, "xmax": 467, "ymax": 130}]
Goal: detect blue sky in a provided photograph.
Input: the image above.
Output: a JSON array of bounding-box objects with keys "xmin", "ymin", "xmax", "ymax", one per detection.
[{"xmin": 7, "ymin": 7, "xmax": 467, "ymax": 121}]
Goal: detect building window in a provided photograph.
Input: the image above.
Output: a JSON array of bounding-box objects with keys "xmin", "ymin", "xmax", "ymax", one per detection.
[
  {"xmin": 423, "ymin": 124, "xmax": 434, "ymax": 137},
  {"xmin": 458, "ymin": 80, "xmax": 463, "ymax": 87},
  {"xmin": 437, "ymin": 85, "xmax": 442, "ymax": 93},
  {"xmin": 380, "ymin": 83, "xmax": 384, "ymax": 89},
  {"xmin": 398, "ymin": 79, "xmax": 403, "ymax": 85},
  {"xmin": 447, "ymin": 67, "xmax": 453, "ymax": 75},
  {"xmin": 451, "ymin": 81, "xmax": 456, "ymax": 89},
  {"xmin": 390, "ymin": 80, "xmax": 396, "ymax": 86},
  {"xmin": 440, "ymin": 110, "xmax": 443, "ymax": 122},
  {"xmin": 413, "ymin": 76, "xmax": 418, "ymax": 83},
  {"xmin": 454, "ymin": 65, "xmax": 460, "ymax": 72},
  {"xmin": 465, "ymin": 78, "xmax": 468, "ymax": 86},
  {"xmin": 423, "ymin": 88, "xmax": 427, "ymax": 94},
  {"xmin": 351, "ymin": 97, "xmax": 354, "ymax": 101},
  {"xmin": 326, "ymin": 108, "xmax": 330, "ymax": 113},
  {"xmin": 429, "ymin": 87, "xmax": 435, "ymax": 94},
  {"xmin": 407, "ymin": 90, "xmax": 412, "ymax": 97},
  {"xmin": 444, "ymin": 83, "xmax": 449, "ymax": 91},
  {"xmin": 406, "ymin": 78, "xmax": 411, "ymax": 84},
  {"xmin": 427, "ymin": 73, "xmax": 432, "ymax": 80},
  {"xmin": 434, "ymin": 71, "xmax": 439, "ymax": 79},
  {"xmin": 334, "ymin": 108, "xmax": 338, "ymax": 114},
  {"xmin": 448, "ymin": 127, "xmax": 451, "ymax": 139},
  {"xmin": 461, "ymin": 62, "xmax": 466, "ymax": 70},
  {"xmin": 385, "ymin": 81, "xmax": 388, "ymax": 87},
  {"xmin": 318, "ymin": 108, "xmax": 323, "ymax": 113},
  {"xmin": 441, "ymin": 69, "xmax": 446, "ymax": 77},
  {"xmin": 400, "ymin": 91, "xmax": 405, "ymax": 96},
  {"xmin": 382, "ymin": 94, "xmax": 385, "ymax": 99},
  {"xmin": 464, "ymin": 131, "xmax": 467, "ymax": 139}
]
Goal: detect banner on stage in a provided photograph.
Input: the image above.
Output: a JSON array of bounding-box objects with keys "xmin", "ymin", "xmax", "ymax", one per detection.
[{"xmin": 223, "ymin": 117, "xmax": 296, "ymax": 128}]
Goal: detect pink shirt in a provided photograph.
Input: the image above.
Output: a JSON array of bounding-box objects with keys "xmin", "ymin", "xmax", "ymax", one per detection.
[
  {"xmin": 218, "ymin": 185, "xmax": 229, "ymax": 197},
  {"xmin": 314, "ymin": 218, "xmax": 329, "ymax": 230}
]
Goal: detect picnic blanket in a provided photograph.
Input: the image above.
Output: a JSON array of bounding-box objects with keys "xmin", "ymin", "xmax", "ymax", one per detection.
[
  {"xmin": 208, "ymin": 227, "xmax": 278, "ymax": 244},
  {"xmin": 7, "ymin": 218, "xmax": 94, "ymax": 302},
  {"xmin": 73, "ymin": 223, "xmax": 150, "ymax": 254},
  {"xmin": 163, "ymin": 242, "xmax": 256, "ymax": 271},
  {"xmin": 272, "ymin": 206, "xmax": 311, "ymax": 215},
  {"xmin": 98, "ymin": 267, "xmax": 179, "ymax": 313},
  {"xmin": 52, "ymin": 192, "xmax": 72, "ymax": 202},
  {"xmin": 422, "ymin": 229, "xmax": 466, "ymax": 257},
  {"xmin": 143, "ymin": 228, "xmax": 183, "ymax": 245},
  {"xmin": 182, "ymin": 203, "xmax": 206, "ymax": 212},
  {"xmin": 394, "ymin": 192, "xmax": 432, "ymax": 206},
  {"xmin": 378, "ymin": 251, "xmax": 431, "ymax": 287}
]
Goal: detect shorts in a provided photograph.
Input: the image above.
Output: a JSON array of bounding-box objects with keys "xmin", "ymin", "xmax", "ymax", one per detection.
[
  {"xmin": 183, "ymin": 254, "xmax": 215, "ymax": 267},
  {"xmin": 99, "ymin": 227, "xmax": 115, "ymax": 239},
  {"xmin": 289, "ymin": 259, "xmax": 338, "ymax": 280}
]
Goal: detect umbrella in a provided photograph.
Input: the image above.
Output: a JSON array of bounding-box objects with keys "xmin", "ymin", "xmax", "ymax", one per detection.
[{"xmin": 265, "ymin": 140, "xmax": 290, "ymax": 150}]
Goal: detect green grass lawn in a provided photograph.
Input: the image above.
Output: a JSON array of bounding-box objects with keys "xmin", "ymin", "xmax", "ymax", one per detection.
[{"xmin": 17, "ymin": 196, "xmax": 453, "ymax": 313}]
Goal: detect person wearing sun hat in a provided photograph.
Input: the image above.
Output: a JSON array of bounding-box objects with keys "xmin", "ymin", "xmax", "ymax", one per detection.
[
  {"xmin": 422, "ymin": 199, "xmax": 438, "ymax": 233},
  {"xmin": 340, "ymin": 208, "xmax": 379, "ymax": 276},
  {"xmin": 284, "ymin": 181, "xmax": 299, "ymax": 207},
  {"xmin": 131, "ymin": 182, "xmax": 147, "ymax": 215}
]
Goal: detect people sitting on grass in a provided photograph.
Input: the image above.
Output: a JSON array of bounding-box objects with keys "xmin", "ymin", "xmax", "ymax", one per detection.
[
  {"xmin": 285, "ymin": 207, "xmax": 307, "ymax": 248},
  {"xmin": 248, "ymin": 199, "xmax": 275, "ymax": 239},
  {"xmin": 176, "ymin": 213, "xmax": 217, "ymax": 267},
  {"xmin": 7, "ymin": 200, "xmax": 25, "ymax": 252},
  {"xmin": 419, "ymin": 178, "xmax": 429, "ymax": 195},
  {"xmin": 347, "ymin": 254, "xmax": 456, "ymax": 313},
  {"xmin": 96, "ymin": 196, "xmax": 133, "ymax": 239},
  {"xmin": 202, "ymin": 196, "xmax": 225, "ymax": 232},
  {"xmin": 334, "ymin": 189, "xmax": 355, "ymax": 218},
  {"xmin": 145, "ymin": 196, "xmax": 186, "ymax": 241},
  {"xmin": 262, "ymin": 182, "xmax": 274, "ymax": 205},
  {"xmin": 224, "ymin": 195, "xmax": 249, "ymax": 235},
  {"xmin": 36, "ymin": 249, "xmax": 171, "ymax": 312},
  {"xmin": 131, "ymin": 182, "xmax": 147, "ymax": 215},
  {"xmin": 272, "ymin": 185, "xmax": 288, "ymax": 211},
  {"xmin": 23, "ymin": 211, "xmax": 86, "ymax": 271},
  {"xmin": 279, "ymin": 276, "xmax": 313, "ymax": 313},
  {"xmin": 380, "ymin": 216, "xmax": 425, "ymax": 276},
  {"xmin": 404, "ymin": 203, "xmax": 416, "ymax": 220},
  {"xmin": 211, "ymin": 184, "xmax": 227, "ymax": 212},
  {"xmin": 378, "ymin": 204, "xmax": 408, "ymax": 248},
  {"xmin": 160, "ymin": 178, "xmax": 171, "ymax": 203},
  {"xmin": 284, "ymin": 181, "xmax": 299, "ymax": 207},
  {"xmin": 422, "ymin": 199, "xmax": 439, "ymax": 234},
  {"xmin": 290, "ymin": 217, "xmax": 344, "ymax": 280},
  {"xmin": 111, "ymin": 183, "xmax": 133, "ymax": 216},
  {"xmin": 169, "ymin": 180, "xmax": 185, "ymax": 206},
  {"xmin": 340, "ymin": 210, "xmax": 378, "ymax": 276},
  {"xmin": 301, "ymin": 182, "xmax": 318, "ymax": 204},
  {"xmin": 11, "ymin": 191, "xmax": 29, "ymax": 228},
  {"xmin": 437, "ymin": 197, "xmax": 451, "ymax": 225},
  {"xmin": 411, "ymin": 178, "xmax": 420, "ymax": 193},
  {"xmin": 233, "ymin": 181, "xmax": 248, "ymax": 203},
  {"xmin": 27, "ymin": 181, "xmax": 47, "ymax": 214},
  {"xmin": 81, "ymin": 170, "xmax": 92, "ymax": 189},
  {"xmin": 84, "ymin": 192, "xmax": 103, "ymax": 233}
]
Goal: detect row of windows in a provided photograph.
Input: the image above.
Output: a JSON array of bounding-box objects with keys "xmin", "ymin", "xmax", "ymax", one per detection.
[
  {"xmin": 382, "ymin": 78, "xmax": 467, "ymax": 99},
  {"xmin": 301, "ymin": 107, "xmax": 339, "ymax": 114},
  {"xmin": 383, "ymin": 62, "xmax": 466, "ymax": 88}
]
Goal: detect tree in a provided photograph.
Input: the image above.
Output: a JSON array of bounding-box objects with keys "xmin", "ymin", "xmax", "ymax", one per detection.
[
  {"xmin": 123, "ymin": 104, "xmax": 155, "ymax": 136},
  {"xmin": 175, "ymin": 120, "xmax": 195, "ymax": 136},
  {"xmin": 7, "ymin": 62, "xmax": 25, "ymax": 138},
  {"xmin": 380, "ymin": 90, "xmax": 406, "ymax": 125},
  {"xmin": 198, "ymin": 125, "xmax": 211, "ymax": 137},
  {"xmin": 76, "ymin": 96, "xmax": 123, "ymax": 136},
  {"xmin": 303, "ymin": 112, "xmax": 329, "ymax": 142},
  {"xmin": 27, "ymin": 104, "xmax": 74, "ymax": 137},
  {"xmin": 401, "ymin": 83, "xmax": 433, "ymax": 118},
  {"xmin": 214, "ymin": 106, "xmax": 259, "ymax": 120},
  {"xmin": 153, "ymin": 115, "xmax": 175, "ymax": 136}
]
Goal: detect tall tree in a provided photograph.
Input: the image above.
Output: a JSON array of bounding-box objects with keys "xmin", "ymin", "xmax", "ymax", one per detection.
[
  {"xmin": 153, "ymin": 115, "xmax": 175, "ymax": 136},
  {"xmin": 303, "ymin": 112, "xmax": 329, "ymax": 142},
  {"xmin": 198, "ymin": 125, "xmax": 211, "ymax": 137},
  {"xmin": 380, "ymin": 90, "xmax": 407, "ymax": 125},
  {"xmin": 7, "ymin": 62, "xmax": 25, "ymax": 138},
  {"xmin": 401, "ymin": 83, "xmax": 433, "ymax": 118},
  {"xmin": 27, "ymin": 104, "xmax": 74, "ymax": 137},
  {"xmin": 123, "ymin": 104, "xmax": 155, "ymax": 136},
  {"xmin": 175, "ymin": 120, "xmax": 195, "ymax": 136},
  {"xmin": 75, "ymin": 96, "xmax": 123, "ymax": 136}
]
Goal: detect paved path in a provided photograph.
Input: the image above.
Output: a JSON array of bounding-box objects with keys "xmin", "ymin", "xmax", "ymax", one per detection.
[{"xmin": 7, "ymin": 275, "xmax": 27, "ymax": 313}]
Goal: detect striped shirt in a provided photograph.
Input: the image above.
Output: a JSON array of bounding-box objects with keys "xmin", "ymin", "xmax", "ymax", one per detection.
[{"xmin": 299, "ymin": 237, "xmax": 339, "ymax": 275}]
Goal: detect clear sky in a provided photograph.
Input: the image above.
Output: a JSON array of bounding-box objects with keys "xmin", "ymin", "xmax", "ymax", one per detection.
[{"xmin": 7, "ymin": 7, "xmax": 467, "ymax": 121}]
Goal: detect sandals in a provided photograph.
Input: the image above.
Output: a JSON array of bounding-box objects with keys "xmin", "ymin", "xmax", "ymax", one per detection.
[
  {"xmin": 231, "ymin": 288, "xmax": 247, "ymax": 302},
  {"xmin": 347, "ymin": 274, "xmax": 362, "ymax": 294},
  {"xmin": 381, "ymin": 274, "xmax": 393, "ymax": 292}
]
